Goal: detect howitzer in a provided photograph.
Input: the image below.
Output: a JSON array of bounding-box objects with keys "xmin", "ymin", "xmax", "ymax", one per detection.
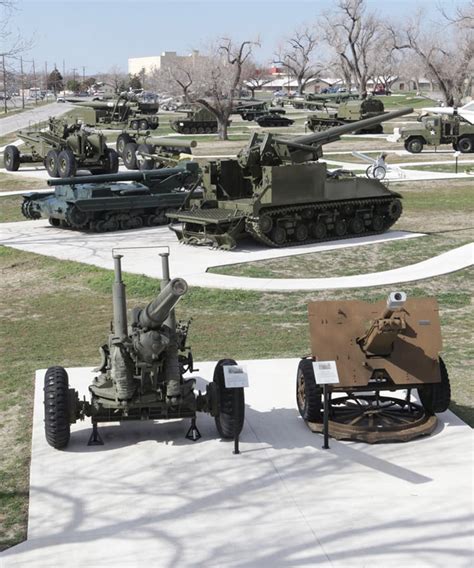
[
  {"xmin": 21, "ymin": 163, "xmax": 200, "ymax": 231},
  {"xmin": 167, "ymin": 108, "xmax": 413, "ymax": 249},
  {"xmin": 43, "ymin": 252, "xmax": 245, "ymax": 449},
  {"xmin": 296, "ymin": 292, "xmax": 451, "ymax": 443},
  {"xmin": 305, "ymin": 97, "xmax": 386, "ymax": 133}
]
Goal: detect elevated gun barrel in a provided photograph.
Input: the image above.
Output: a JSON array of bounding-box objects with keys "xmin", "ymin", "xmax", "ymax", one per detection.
[
  {"xmin": 138, "ymin": 278, "xmax": 188, "ymax": 330},
  {"xmin": 46, "ymin": 167, "xmax": 192, "ymax": 186}
]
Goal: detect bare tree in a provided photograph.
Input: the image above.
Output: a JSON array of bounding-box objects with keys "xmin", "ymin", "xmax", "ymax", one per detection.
[
  {"xmin": 193, "ymin": 38, "xmax": 259, "ymax": 140},
  {"xmin": 274, "ymin": 27, "xmax": 320, "ymax": 94},
  {"xmin": 388, "ymin": 7, "xmax": 474, "ymax": 105},
  {"xmin": 242, "ymin": 59, "xmax": 273, "ymax": 98},
  {"xmin": 97, "ymin": 65, "xmax": 128, "ymax": 94},
  {"xmin": 321, "ymin": 0, "xmax": 383, "ymax": 95}
]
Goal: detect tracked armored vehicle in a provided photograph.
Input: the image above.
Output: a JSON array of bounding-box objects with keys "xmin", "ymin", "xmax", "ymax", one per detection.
[
  {"xmin": 170, "ymin": 104, "xmax": 229, "ymax": 134},
  {"xmin": 3, "ymin": 117, "xmax": 118, "ymax": 177},
  {"xmin": 235, "ymin": 101, "xmax": 286, "ymax": 121},
  {"xmin": 21, "ymin": 164, "xmax": 200, "ymax": 232},
  {"xmin": 306, "ymin": 98, "xmax": 386, "ymax": 133},
  {"xmin": 167, "ymin": 108, "xmax": 412, "ymax": 249},
  {"xmin": 44, "ymin": 251, "xmax": 245, "ymax": 449},
  {"xmin": 297, "ymin": 292, "xmax": 450, "ymax": 443}
]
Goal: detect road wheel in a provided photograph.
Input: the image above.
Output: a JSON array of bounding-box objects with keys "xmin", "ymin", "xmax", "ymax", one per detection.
[
  {"xmin": 139, "ymin": 119, "xmax": 149, "ymax": 130},
  {"xmin": 44, "ymin": 366, "xmax": 71, "ymax": 449},
  {"xmin": 213, "ymin": 359, "xmax": 245, "ymax": 439},
  {"xmin": 116, "ymin": 133, "xmax": 133, "ymax": 157},
  {"xmin": 294, "ymin": 223, "xmax": 309, "ymax": 242},
  {"xmin": 417, "ymin": 358, "xmax": 451, "ymax": 414},
  {"xmin": 65, "ymin": 205, "xmax": 90, "ymax": 229},
  {"xmin": 271, "ymin": 225, "xmax": 286, "ymax": 245},
  {"xmin": 349, "ymin": 216, "xmax": 365, "ymax": 234},
  {"xmin": 296, "ymin": 359, "xmax": 322, "ymax": 422},
  {"xmin": 123, "ymin": 142, "xmax": 138, "ymax": 170},
  {"xmin": 258, "ymin": 214, "xmax": 273, "ymax": 234},
  {"xmin": 45, "ymin": 149, "xmax": 59, "ymax": 177},
  {"xmin": 4, "ymin": 145, "xmax": 20, "ymax": 171},
  {"xmin": 57, "ymin": 149, "xmax": 77, "ymax": 178},
  {"xmin": 405, "ymin": 137, "xmax": 424, "ymax": 153},
  {"xmin": 334, "ymin": 218, "xmax": 347, "ymax": 237},
  {"xmin": 457, "ymin": 136, "xmax": 473, "ymax": 154},
  {"xmin": 137, "ymin": 143, "xmax": 154, "ymax": 170},
  {"xmin": 310, "ymin": 221, "xmax": 327, "ymax": 240},
  {"xmin": 388, "ymin": 199, "xmax": 403, "ymax": 220},
  {"xmin": 371, "ymin": 214, "xmax": 385, "ymax": 232}
]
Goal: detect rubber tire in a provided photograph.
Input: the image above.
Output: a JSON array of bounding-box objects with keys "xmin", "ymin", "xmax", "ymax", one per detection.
[
  {"xmin": 457, "ymin": 136, "xmax": 473, "ymax": 154},
  {"xmin": 44, "ymin": 366, "xmax": 71, "ymax": 449},
  {"xmin": 57, "ymin": 149, "xmax": 77, "ymax": 178},
  {"xmin": 405, "ymin": 137, "xmax": 424, "ymax": 154},
  {"xmin": 417, "ymin": 358, "xmax": 451, "ymax": 414},
  {"xmin": 130, "ymin": 119, "xmax": 139, "ymax": 130},
  {"xmin": 137, "ymin": 143, "xmax": 154, "ymax": 171},
  {"xmin": 45, "ymin": 149, "xmax": 59, "ymax": 177},
  {"xmin": 296, "ymin": 359, "xmax": 322, "ymax": 422},
  {"xmin": 103, "ymin": 148, "xmax": 119, "ymax": 174},
  {"xmin": 123, "ymin": 142, "xmax": 138, "ymax": 170},
  {"xmin": 116, "ymin": 133, "xmax": 133, "ymax": 157},
  {"xmin": 4, "ymin": 145, "xmax": 20, "ymax": 171},
  {"xmin": 139, "ymin": 119, "xmax": 149, "ymax": 130},
  {"xmin": 213, "ymin": 359, "xmax": 245, "ymax": 439}
]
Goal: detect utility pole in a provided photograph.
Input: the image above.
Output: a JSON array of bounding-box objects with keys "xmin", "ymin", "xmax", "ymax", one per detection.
[
  {"xmin": 82, "ymin": 65, "xmax": 85, "ymax": 87},
  {"xmin": 32, "ymin": 59, "xmax": 37, "ymax": 105},
  {"xmin": 72, "ymin": 67, "xmax": 77, "ymax": 93},
  {"xmin": 45, "ymin": 61, "xmax": 48, "ymax": 92},
  {"xmin": 62, "ymin": 59, "xmax": 65, "ymax": 96},
  {"xmin": 20, "ymin": 56, "xmax": 25, "ymax": 109},
  {"xmin": 2, "ymin": 54, "xmax": 7, "ymax": 114}
]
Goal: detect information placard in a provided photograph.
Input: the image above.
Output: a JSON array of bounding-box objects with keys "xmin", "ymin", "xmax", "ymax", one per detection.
[
  {"xmin": 312, "ymin": 361, "xmax": 340, "ymax": 385},
  {"xmin": 223, "ymin": 365, "xmax": 249, "ymax": 388}
]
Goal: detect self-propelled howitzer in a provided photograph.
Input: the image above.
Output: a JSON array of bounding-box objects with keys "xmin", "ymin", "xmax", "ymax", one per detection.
[{"xmin": 167, "ymin": 107, "xmax": 413, "ymax": 249}]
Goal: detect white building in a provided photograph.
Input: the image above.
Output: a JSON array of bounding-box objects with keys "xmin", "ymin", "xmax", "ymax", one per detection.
[{"xmin": 128, "ymin": 51, "xmax": 203, "ymax": 75}]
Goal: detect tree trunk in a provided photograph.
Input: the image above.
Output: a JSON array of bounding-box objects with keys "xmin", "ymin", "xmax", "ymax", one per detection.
[{"xmin": 218, "ymin": 117, "xmax": 228, "ymax": 141}]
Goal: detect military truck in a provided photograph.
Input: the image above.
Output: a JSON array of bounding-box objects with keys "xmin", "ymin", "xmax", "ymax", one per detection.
[
  {"xmin": 70, "ymin": 92, "xmax": 160, "ymax": 131},
  {"xmin": 306, "ymin": 98, "xmax": 386, "ymax": 133},
  {"xmin": 21, "ymin": 164, "xmax": 200, "ymax": 231},
  {"xmin": 297, "ymin": 291, "xmax": 450, "ymax": 443},
  {"xmin": 395, "ymin": 112, "xmax": 474, "ymax": 153},
  {"xmin": 170, "ymin": 104, "xmax": 230, "ymax": 134},
  {"xmin": 3, "ymin": 117, "xmax": 118, "ymax": 177},
  {"xmin": 167, "ymin": 107, "xmax": 412, "ymax": 249},
  {"xmin": 43, "ymin": 251, "xmax": 245, "ymax": 449}
]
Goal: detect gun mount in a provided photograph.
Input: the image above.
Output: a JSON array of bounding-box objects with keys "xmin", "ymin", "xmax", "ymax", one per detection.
[
  {"xmin": 296, "ymin": 292, "xmax": 451, "ymax": 443},
  {"xmin": 21, "ymin": 163, "xmax": 200, "ymax": 232},
  {"xmin": 167, "ymin": 107, "xmax": 413, "ymax": 249},
  {"xmin": 116, "ymin": 134, "xmax": 197, "ymax": 170},
  {"xmin": 43, "ymin": 251, "xmax": 245, "ymax": 449},
  {"xmin": 306, "ymin": 98, "xmax": 386, "ymax": 133}
]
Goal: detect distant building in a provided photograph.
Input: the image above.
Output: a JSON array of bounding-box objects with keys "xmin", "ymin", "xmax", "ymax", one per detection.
[{"xmin": 128, "ymin": 51, "xmax": 204, "ymax": 75}]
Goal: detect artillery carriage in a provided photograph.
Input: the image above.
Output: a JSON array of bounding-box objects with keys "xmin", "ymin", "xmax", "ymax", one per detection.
[
  {"xmin": 306, "ymin": 98, "xmax": 386, "ymax": 133},
  {"xmin": 44, "ymin": 252, "xmax": 245, "ymax": 449},
  {"xmin": 167, "ymin": 107, "xmax": 412, "ymax": 249}
]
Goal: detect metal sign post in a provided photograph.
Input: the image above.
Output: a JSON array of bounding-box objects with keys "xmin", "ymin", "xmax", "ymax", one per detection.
[
  {"xmin": 223, "ymin": 364, "xmax": 249, "ymax": 456},
  {"xmin": 312, "ymin": 360, "xmax": 340, "ymax": 450}
]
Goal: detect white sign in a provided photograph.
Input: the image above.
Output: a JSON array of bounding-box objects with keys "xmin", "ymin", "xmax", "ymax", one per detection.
[
  {"xmin": 312, "ymin": 361, "xmax": 340, "ymax": 385},
  {"xmin": 223, "ymin": 365, "xmax": 249, "ymax": 388}
]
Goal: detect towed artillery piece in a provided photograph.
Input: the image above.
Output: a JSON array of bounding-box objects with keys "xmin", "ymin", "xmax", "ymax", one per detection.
[
  {"xmin": 170, "ymin": 104, "xmax": 230, "ymax": 134},
  {"xmin": 167, "ymin": 107, "xmax": 412, "ymax": 249},
  {"xmin": 234, "ymin": 100, "xmax": 286, "ymax": 121},
  {"xmin": 21, "ymin": 164, "xmax": 200, "ymax": 232},
  {"xmin": 292, "ymin": 91, "xmax": 360, "ymax": 110},
  {"xmin": 44, "ymin": 252, "xmax": 245, "ymax": 449},
  {"xmin": 297, "ymin": 292, "xmax": 451, "ymax": 443},
  {"xmin": 3, "ymin": 117, "xmax": 119, "ymax": 178},
  {"xmin": 306, "ymin": 98, "xmax": 386, "ymax": 133},
  {"xmin": 115, "ymin": 132, "xmax": 197, "ymax": 170},
  {"xmin": 70, "ymin": 92, "xmax": 160, "ymax": 131}
]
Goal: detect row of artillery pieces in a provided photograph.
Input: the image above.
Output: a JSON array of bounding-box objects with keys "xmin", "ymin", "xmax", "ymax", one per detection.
[
  {"xmin": 44, "ymin": 252, "xmax": 451, "ymax": 450},
  {"xmin": 20, "ymin": 108, "xmax": 412, "ymax": 247}
]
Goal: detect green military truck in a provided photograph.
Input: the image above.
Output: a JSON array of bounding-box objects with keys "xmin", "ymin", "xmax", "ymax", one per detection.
[{"xmin": 396, "ymin": 113, "xmax": 474, "ymax": 153}]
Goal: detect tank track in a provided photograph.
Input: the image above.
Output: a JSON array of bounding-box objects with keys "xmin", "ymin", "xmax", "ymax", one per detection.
[
  {"xmin": 21, "ymin": 199, "xmax": 41, "ymax": 220},
  {"xmin": 245, "ymin": 197, "xmax": 401, "ymax": 248}
]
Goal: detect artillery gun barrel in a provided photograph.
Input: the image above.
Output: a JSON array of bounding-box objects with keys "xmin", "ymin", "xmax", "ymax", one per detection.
[
  {"xmin": 138, "ymin": 278, "xmax": 188, "ymax": 330},
  {"xmin": 142, "ymin": 137, "xmax": 197, "ymax": 149},
  {"xmin": 46, "ymin": 167, "xmax": 189, "ymax": 186},
  {"xmin": 70, "ymin": 100, "xmax": 133, "ymax": 109},
  {"xmin": 284, "ymin": 107, "xmax": 414, "ymax": 148}
]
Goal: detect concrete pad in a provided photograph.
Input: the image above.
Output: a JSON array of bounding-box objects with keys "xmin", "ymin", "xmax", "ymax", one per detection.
[{"xmin": 1, "ymin": 360, "xmax": 472, "ymax": 568}]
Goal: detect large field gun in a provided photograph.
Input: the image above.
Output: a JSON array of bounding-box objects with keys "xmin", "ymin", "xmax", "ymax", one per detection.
[
  {"xmin": 3, "ymin": 117, "xmax": 118, "ymax": 178},
  {"xmin": 306, "ymin": 97, "xmax": 386, "ymax": 133},
  {"xmin": 296, "ymin": 292, "xmax": 451, "ymax": 443},
  {"xmin": 44, "ymin": 252, "xmax": 245, "ymax": 449},
  {"xmin": 21, "ymin": 163, "xmax": 200, "ymax": 231},
  {"xmin": 167, "ymin": 107, "xmax": 412, "ymax": 249}
]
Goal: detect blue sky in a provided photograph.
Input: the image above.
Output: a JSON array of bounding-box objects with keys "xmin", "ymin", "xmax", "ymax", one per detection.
[{"xmin": 7, "ymin": 0, "xmax": 444, "ymax": 76}]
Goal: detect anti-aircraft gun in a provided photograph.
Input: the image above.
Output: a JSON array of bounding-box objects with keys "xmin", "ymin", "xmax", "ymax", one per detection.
[
  {"xmin": 3, "ymin": 117, "xmax": 118, "ymax": 178},
  {"xmin": 167, "ymin": 107, "xmax": 413, "ymax": 249},
  {"xmin": 296, "ymin": 292, "xmax": 451, "ymax": 443},
  {"xmin": 43, "ymin": 251, "xmax": 245, "ymax": 449},
  {"xmin": 21, "ymin": 163, "xmax": 200, "ymax": 231},
  {"xmin": 115, "ymin": 134, "xmax": 197, "ymax": 170}
]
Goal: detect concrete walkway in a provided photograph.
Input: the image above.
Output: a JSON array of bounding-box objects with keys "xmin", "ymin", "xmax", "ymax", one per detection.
[
  {"xmin": 1, "ymin": 360, "xmax": 472, "ymax": 568},
  {"xmin": 0, "ymin": 103, "xmax": 73, "ymax": 136}
]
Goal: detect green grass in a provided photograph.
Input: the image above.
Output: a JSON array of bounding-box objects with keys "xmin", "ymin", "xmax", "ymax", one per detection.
[
  {"xmin": 403, "ymin": 164, "xmax": 474, "ymax": 173},
  {"xmin": 0, "ymin": 196, "xmax": 24, "ymax": 222}
]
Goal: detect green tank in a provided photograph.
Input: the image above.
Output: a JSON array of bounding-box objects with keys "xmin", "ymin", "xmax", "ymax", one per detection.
[
  {"xmin": 3, "ymin": 117, "xmax": 118, "ymax": 177},
  {"xmin": 167, "ymin": 108, "xmax": 412, "ymax": 249},
  {"xmin": 43, "ymin": 252, "xmax": 244, "ymax": 449},
  {"xmin": 170, "ymin": 104, "xmax": 230, "ymax": 134},
  {"xmin": 21, "ymin": 164, "xmax": 200, "ymax": 232},
  {"xmin": 307, "ymin": 98, "xmax": 386, "ymax": 133},
  {"xmin": 292, "ymin": 92, "xmax": 359, "ymax": 110}
]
